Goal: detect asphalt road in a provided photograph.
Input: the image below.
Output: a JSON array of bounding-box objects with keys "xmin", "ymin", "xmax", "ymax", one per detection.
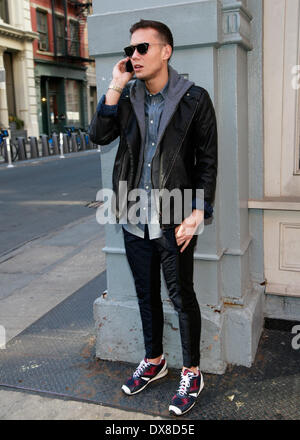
[{"xmin": 0, "ymin": 152, "xmax": 103, "ymax": 256}]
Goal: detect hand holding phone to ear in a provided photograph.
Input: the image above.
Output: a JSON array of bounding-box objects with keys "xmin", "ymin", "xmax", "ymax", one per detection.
[
  {"xmin": 105, "ymin": 57, "xmax": 134, "ymax": 105},
  {"xmin": 112, "ymin": 58, "xmax": 134, "ymax": 85}
]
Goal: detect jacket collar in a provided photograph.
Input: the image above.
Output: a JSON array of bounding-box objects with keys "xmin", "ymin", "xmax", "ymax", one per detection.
[{"xmin": 129, "ymin": 65, "xmax": 194, "ymax": 146}]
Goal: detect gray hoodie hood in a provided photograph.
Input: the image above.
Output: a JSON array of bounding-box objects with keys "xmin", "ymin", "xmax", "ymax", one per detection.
[{"xmin": 128, "ymin": 64, "xmax": 195, "ymax": 148}]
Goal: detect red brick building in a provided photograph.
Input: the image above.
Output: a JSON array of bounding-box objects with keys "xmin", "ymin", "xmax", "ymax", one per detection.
[{"xmin": 30, "ymin": 0, "xmax": 94, "ymax": 135}]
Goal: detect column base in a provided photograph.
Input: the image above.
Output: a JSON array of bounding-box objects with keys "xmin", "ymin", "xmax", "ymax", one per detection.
[
  {"xmin": 93, "ymin": 283, "xmax": 265, "ymax": 374},
  {"xmin": 224, "ymin": 283, "xmax": 265, "ymax": 367}
]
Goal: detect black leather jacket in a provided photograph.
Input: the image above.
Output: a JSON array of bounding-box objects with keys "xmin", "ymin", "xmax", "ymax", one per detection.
[{"xmin": 89, "ymin": 79, "xmax": 218, "ymax": 229}]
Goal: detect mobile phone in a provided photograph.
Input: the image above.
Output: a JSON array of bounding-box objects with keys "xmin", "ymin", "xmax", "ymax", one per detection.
[{"xmin": 126, "ymin": 59, "xmax": 134, "ymax": 73}]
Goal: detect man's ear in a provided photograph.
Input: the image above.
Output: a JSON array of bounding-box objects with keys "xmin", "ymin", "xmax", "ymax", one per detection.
[{"xmin": 163, "ymin": 44, "xmax": 172, "ymax": 61}]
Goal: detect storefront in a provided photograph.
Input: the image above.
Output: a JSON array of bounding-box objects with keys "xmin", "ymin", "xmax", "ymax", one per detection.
[
  {"xmin": 35, "ymin": 61, "xmax": 87, "ymax": 136},
  {"xmin": 35, "ymin": 62, "xmax": 88, "ymax": 135}
]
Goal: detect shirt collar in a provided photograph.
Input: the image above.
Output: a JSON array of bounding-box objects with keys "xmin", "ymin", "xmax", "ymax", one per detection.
[{"xmin": 144, "ymin": 79, "xmax": 169, "ymax": 99}]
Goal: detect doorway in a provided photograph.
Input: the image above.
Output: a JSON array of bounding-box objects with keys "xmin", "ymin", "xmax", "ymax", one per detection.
[{"xmin": 41, "ymin": 77, "xmax": 66, "ymax": 135}]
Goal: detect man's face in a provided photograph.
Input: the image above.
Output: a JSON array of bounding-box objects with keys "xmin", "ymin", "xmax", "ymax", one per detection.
[{"xmin": 129, "ymin": 27, "xmax": 170, "ymax": 81}]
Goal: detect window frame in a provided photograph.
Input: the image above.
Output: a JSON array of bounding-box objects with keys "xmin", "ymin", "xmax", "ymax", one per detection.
[
  {"xmin": 69, "ymin": 19, "xmax": 80, "ymax": 57},
  {"xmin": 54, "ymin": 14, "xmax": 65, "ymax": 55},
  {"xmin": 36, "ymin": 9, "xmax": 49, "ymax": 52}
]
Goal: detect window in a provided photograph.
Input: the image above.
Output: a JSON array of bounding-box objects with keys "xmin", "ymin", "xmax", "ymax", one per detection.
[
  {"xmin": 69, "ymin": 20, "xmax": 80, "ymax": 57},
  {"xmin": 0, "ymin": 0, "xmax": 9, "ymax": 23},
  {"xmin": 36, "ymin": 10, "xmax": 49, "ymax": 51},
  {"xmin": 55, "ymin": 15, "xmax": 65, "ymax": 55},
  {"xmin": 66, "ymin": 79, "xmax": 81, "ymax": 124}
]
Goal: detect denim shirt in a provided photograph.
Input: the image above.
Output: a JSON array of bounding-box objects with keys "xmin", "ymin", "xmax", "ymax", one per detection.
[
  {"xmin": 126, "ymin": 80, "xmax": 169, "ymax": 239},
  {"xmin": 96, "ymin": 81, "xmax": 213, "ymax": 240}
]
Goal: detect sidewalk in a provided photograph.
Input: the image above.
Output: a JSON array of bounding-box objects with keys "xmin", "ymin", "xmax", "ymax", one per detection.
[
  {"xmin": 0, "ymin": 214, "xmax": 164, "ymax": 420},
  {"xmin": 0, "ymin": 214, "xmax": 299, "ymax": 420},
  {"xmin": 0, "ymin": 388, "xmax": 164, "ymax": 420},
  {"xmin": 0, "ymin": 214, "xmax": 105, "ymax": 343}
]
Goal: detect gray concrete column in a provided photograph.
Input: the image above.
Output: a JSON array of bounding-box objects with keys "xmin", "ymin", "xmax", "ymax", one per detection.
[
  {"xmin": 218, "ymin": 0, "xmax": 265, "ymax": 367},
  {"xmin": 88, "ymin": 0, "xmax": 265, "ymax": 373}
]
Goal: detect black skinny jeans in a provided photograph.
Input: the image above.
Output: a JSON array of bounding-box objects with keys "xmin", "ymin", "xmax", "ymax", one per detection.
[{"xmin": 122, "ymin": 224, "xmax": 201, "ymax": 368}]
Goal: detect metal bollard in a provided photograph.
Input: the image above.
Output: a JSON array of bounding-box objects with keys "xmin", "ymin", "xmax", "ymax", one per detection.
[
  {"xmin": 62, "ymin": 133, "xmax": 69, "ymax": 153},
  {"xmin": 41, "ymin": 135, "xmax": 50, "ymax": 156},
  {"xmin": 6, "ymin": 136, "xmax": 14, "ymax": 168},
  {"xmin": 29, "ymin": 137, "xmax": 39, "ymax": 159},
  {"xmin": 51, "ymin": 133, "xmax": 60, "ymax": 155},
  {"xmin": 79, "ymin": 132, "xmax": 86, "ymax": 150},
  {"xmin": 59, "ymin": 133, "xmax": 65, "ymax": 158},
  {"xmin": 17, "ymin": 137, "xmax": 27, "ymax": 161},
  {"xmin": 2, "ymin": 138, "xmax": 8, "ymax": 162},
  {"xmin": 71, "ymin": 133, "xmax": 77, "ymax": 152}
]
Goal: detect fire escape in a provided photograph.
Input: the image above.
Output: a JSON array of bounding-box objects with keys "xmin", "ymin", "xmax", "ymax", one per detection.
[{"xmin": 51, "ymin": 0, "xmax": 93, "ymax": 63}]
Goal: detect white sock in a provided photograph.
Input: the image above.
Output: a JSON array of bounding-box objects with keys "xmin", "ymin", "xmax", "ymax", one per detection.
[{"xmin": 148, "ymin": 355, "xmax": 162, "ymax": 365}]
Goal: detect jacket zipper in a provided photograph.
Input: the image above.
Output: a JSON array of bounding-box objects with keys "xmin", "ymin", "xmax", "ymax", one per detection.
[
  {"xmin": 158, "ymin": 101, "xmax": 199, "ymax": 227},
  {"xmin": 150, "ymin": 101, "xmax": 181, "ymax": 189},
  {"xmin": 115, "ymin": 146, "xmax": 127, "ymax": 223},
  {"xmin": 161, "ymin": 102, "xmax": 199, "ymax": 189},
  {"xmin": 116, "ymin": 99, "xmax": 132, "ymax": 222}
]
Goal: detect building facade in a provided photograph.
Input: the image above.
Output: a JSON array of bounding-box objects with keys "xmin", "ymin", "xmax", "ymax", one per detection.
[
  {"xmin": 30, "ymin": 0, "xmax": 95, "ymax": 136},
  {"xmin": 255, "ymin": 0, "xmax": 300, "ymax": 319},
  {"xmin": 0, "ymin": 0, "xmax": 38, "ymax": 137},
  {"xmin": 88, "ymin": 0, "xmax": 300, "ymax": 373}
]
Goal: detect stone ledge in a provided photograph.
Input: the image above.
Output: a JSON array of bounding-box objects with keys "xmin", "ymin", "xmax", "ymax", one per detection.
[
  {"xmin": 0, "ymin": 22, "xmax": 38, "ymax": 41},
  {"xmin": 248, "ymin": 197, "xmax": 300, "ymax": 211}
]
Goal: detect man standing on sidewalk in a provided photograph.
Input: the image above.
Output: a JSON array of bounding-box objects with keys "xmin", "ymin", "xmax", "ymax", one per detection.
[{"xmin": 89, "ymin": 19, "xmax": 218, "ymax": 416}]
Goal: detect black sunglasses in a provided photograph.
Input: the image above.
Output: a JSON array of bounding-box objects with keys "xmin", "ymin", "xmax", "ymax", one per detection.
[{"xmin": 124, "ymin": 42, "xmax": 164, "ymax": 57}]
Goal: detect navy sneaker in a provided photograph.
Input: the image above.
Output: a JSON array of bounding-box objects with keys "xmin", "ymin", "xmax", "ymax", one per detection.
[
  {"xmin": 169, "ymin": 368, "xmax": 204, "ymax": 416},
  {"xmin": 122, "ymin": 355, "xmax": 168, "ymax": 395}
]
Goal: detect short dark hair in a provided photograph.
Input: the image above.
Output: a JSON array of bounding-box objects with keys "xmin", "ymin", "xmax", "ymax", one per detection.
[{"xmin": 129, "ymin": 19, "xmax": 173, "ymax": 62}]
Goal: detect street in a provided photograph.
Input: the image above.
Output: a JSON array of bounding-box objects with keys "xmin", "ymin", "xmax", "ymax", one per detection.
[{"xmin": 0, "ymin": 151, "xmax": 103, "ymax": 257}]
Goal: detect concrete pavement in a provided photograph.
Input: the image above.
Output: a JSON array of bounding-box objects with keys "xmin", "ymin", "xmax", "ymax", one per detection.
[
  {"xmin": 0, "ymin": 388, "xmax": 164, "ymax": 420},
  {"xmin": 0, "ymin": 213, "xmax": 165, "ymax": 420}
]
